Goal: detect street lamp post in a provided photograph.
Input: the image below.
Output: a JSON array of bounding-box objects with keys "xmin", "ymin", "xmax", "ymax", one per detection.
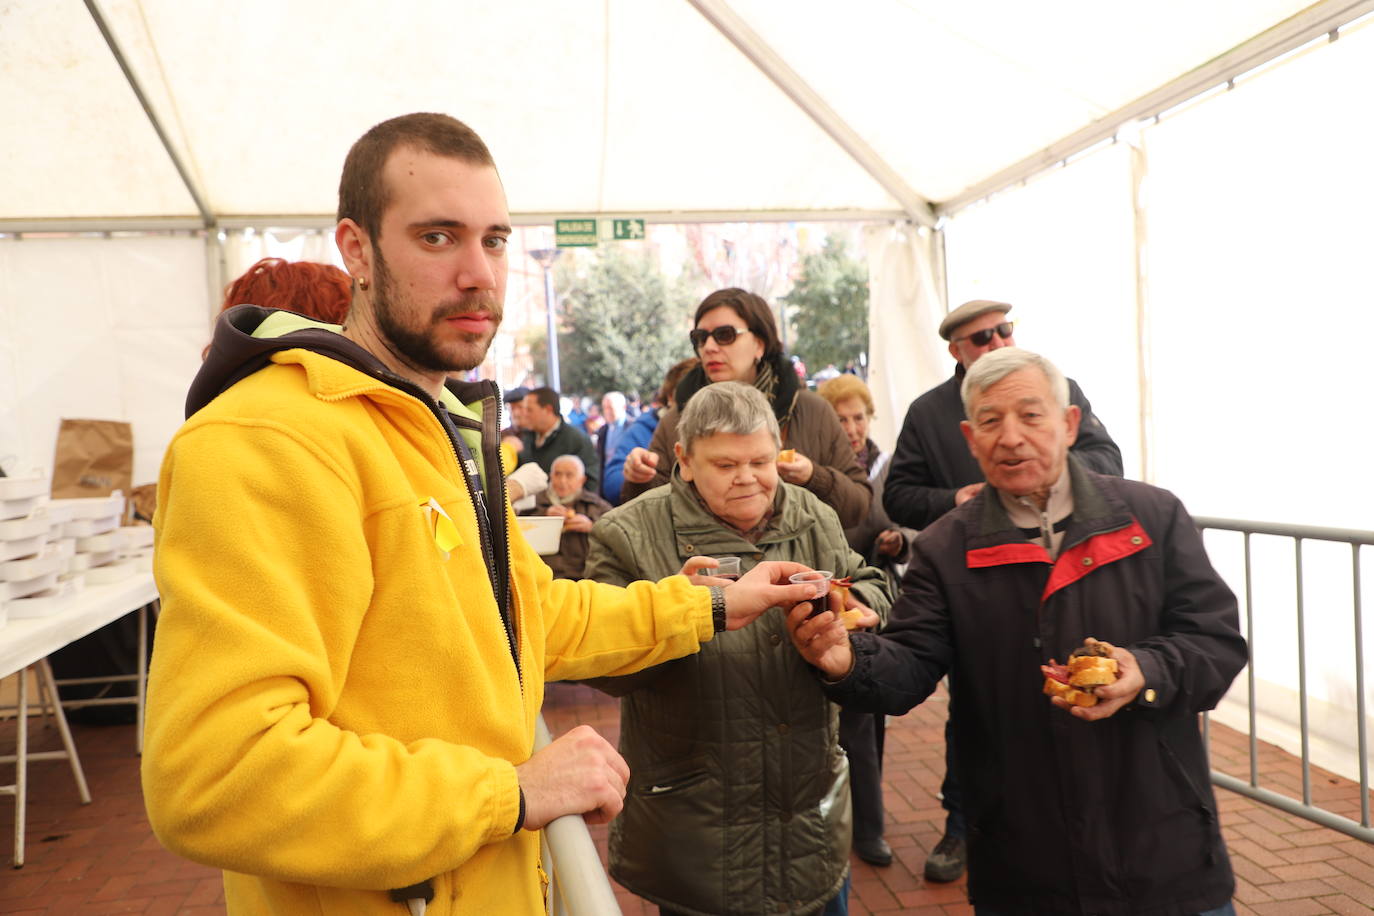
[{"xmin": 529, "ymin": 248, "xmax": 563, "ymax": 392}]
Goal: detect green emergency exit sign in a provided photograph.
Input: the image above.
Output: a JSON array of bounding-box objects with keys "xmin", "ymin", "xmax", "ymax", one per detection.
[
  {"xmin": 613, "ymin": 219, "xmax": 646, "ymax": 240},
  {"xmin": 555, "ymin": 219, "xmax": 597, "ymax": 247}
]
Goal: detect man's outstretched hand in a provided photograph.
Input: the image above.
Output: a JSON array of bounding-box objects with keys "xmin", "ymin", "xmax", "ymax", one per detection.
[
  {"xmin": 785, "ymin": 599, "xmax": 855, "ymax": 680},
  {"xmin": 721, "ymin": 560, "xmax": 828, "ymax": 631}
]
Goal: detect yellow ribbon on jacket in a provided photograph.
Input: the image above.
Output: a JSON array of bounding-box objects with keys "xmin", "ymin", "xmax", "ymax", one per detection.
[{"xmin": 421, "ymin": 497, "xmax": 462, "ymax": 560}]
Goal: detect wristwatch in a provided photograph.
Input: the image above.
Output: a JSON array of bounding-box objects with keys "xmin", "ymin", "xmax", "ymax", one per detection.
[{"xmin": 709, "ymin": 585, "xmax": 727, "ymax": 632}]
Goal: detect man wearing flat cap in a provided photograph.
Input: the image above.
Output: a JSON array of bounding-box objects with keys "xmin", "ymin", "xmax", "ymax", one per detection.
[{"xmin": 883, "ymin": 299, "xmax": 1123, "ymax": 883}]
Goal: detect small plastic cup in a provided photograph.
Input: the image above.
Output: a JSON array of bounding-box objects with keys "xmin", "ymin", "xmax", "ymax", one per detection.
[
  {"xmin": 715, "ymin": 556, "xmax": 741, "ymax": 581},
  {"xmin": 789, "ymin": 569, "xmax": 833, "ymax": 598}
]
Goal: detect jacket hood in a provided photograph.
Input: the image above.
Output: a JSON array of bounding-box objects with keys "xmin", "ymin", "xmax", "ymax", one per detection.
[
  {"xmin": 188, "ymin": 305, "xmax": 386, "ymax": 419},
  {"xmin": 188, "ymin": 305, "xmax": 499, "ymax": 423}
]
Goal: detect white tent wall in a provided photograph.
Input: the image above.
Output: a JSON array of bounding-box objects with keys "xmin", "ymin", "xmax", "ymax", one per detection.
[
  {"xmin": 1143, "ymin": 18, "xmax": 1374, "ymax": 785},
  {"xmin": 940, "ymin": 18, "xmax": 1374, "ymax": 784},
  {"xmin": 1143, "ymin": 20, "xmax": 1374, "ymax": 532},
  {"xmin": 222, "ymin": 229, "xmax": 341, "ymax": 287},
  {"xmin": 0, "ymin": 235, "xmax": 211, "ymax": 487},
  {"xmin": 864, "ymin": 223, "xmax": 948, "ymax": 454}
]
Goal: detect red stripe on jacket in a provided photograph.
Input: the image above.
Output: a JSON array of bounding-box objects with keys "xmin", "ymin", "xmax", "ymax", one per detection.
[
  {"xmin": 966, "ymin": 542, "xmax": 1051, "ymax": 568},
  {"xmin": 964, "ymin": 521, "xmax": 1154, "ymax": 602},
  {"xmin": 1042, "ymin": 521, "xmax": 1153, "ymax": 601}
]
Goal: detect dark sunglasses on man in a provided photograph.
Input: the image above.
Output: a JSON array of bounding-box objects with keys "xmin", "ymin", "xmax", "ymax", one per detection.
[
  {"xmin": 953, "ymin": 321, "xmax": 1014, "ymax": 347},
  {"xmin": 689, "ymin": 325, "xmax": 752, "ymax": 349}
]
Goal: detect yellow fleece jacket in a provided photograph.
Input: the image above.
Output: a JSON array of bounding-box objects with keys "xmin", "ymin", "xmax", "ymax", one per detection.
[{"xmin": 144, "ymin": 346, "xmax": 713, "ymax": 915}]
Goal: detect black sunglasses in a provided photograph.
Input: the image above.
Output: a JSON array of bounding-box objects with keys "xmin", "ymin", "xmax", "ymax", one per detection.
[
  {"xmin": 689, "ymin": 326, "xmax": 752, "ymax": 349},
  {"xmin": 954, "ymin": 321, "xmax": 1014, "ymax": 347}
]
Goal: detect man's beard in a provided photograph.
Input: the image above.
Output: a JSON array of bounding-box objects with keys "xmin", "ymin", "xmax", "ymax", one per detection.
[{"xmin": 372, "ymin": 249, "xmax": 502, "ymax": 373}]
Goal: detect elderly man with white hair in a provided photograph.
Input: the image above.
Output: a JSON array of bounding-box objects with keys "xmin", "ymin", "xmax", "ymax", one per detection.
[
  {"xmin": 595, "ymin": 390, "xmax": 629, "ymax": 498},
  {"xmin": 789, "ymin": 348, "xmax": 1247, "ymax": 916},
  {"xmin": 518, "ymin": 453, "xmax": 612, "ymax": 580}
]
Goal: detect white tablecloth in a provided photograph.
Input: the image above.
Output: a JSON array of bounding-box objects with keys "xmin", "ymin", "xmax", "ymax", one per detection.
[{"xmin": 0, "ymin": 573, "xmax": 158, "ymax": 679}]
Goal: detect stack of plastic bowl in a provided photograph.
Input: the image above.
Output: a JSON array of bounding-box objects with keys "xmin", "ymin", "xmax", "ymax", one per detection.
[
  {"xmin": 0, "ymin": 486, "xmax": 138, "ymax": 620},
  {"xmin": 0, "ymin": 475, "xmax": 59, "ymax": 624}
]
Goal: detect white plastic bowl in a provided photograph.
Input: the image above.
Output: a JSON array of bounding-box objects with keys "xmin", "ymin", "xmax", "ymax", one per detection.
[{"xmin": 516, "ymin": 515, "xmax": 565, "ymax": 556}]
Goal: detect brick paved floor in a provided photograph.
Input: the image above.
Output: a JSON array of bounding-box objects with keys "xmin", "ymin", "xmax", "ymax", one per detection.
[{"xmin": 2, "ymin": 682, "xmax": 1371, "ymax": 913}]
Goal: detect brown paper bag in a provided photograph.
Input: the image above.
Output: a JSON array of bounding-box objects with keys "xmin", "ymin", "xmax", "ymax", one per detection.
[
  {"xmin": 127, "ymin": 482, "xmax": 158, "ymax": 525},
  {"xmin": 51, "ymin": 418, "xmax": 133, "ymax": 499}
]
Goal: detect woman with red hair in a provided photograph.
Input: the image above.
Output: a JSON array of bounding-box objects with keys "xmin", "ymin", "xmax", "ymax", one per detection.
[{"xmin": 220, "ymin": 257, "xmax": 352, "ymax": 324}]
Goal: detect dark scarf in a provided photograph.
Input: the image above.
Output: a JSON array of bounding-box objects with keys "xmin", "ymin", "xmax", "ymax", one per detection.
[
  {"xmin": 858, "ymin": 438, "xmax": 880, "ymax": 475},
  {"xmin": 674, "ymin": 351, "xmax": 801, "ymax": 427}
]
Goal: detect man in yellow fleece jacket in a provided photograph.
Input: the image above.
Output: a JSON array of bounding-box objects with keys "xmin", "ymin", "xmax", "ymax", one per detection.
[{"xmin": 143, "ymin": 113, "xmax": 817, "ymax": 915}]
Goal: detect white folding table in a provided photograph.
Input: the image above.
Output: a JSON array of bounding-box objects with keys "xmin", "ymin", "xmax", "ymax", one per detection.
[{"xmin": 0, "ymin": 573, "xmax": 158, "ymax": 866}]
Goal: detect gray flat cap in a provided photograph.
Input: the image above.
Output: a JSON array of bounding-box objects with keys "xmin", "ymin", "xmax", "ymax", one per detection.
[{"xmin": 938, "ymin": 300, "xmax": 1013, "ymax": 340}]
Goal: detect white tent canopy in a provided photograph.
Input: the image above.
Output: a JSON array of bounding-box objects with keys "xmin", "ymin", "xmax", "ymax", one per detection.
[{"xmin": 4, "ymin": 0, "xmax": 1366, "ymax": 229}]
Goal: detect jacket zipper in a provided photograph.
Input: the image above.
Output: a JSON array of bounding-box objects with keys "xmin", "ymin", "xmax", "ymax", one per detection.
[{"xmin": 452, "ymin": 388, "xmax": 521, "ymax": 691}]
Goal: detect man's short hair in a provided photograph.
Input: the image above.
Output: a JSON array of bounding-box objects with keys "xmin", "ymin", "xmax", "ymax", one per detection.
[
  {"xmin": 961, "ymin": 347, "xmax": 1070, "ymax": 418},
  {"xmin": 551, "ymin": 454, "xmax": 585, "ymax": 476},
  {"xmin": 527, "ymin": 386, "xmax": 561, "ymax": 414},
  {"xmin": 678, "ymin": 382, "xmax": 780, "ymax": 455},
  {"xmin": 338, "ymin": 113, "xmax": 495, "ymax": 243},
  {"xmin": 602, "ymin": 391, "xmax": 626, "ymax": 412},
  {"xmin": 694, "ymin": 288, "xmax": 783, "ymax": 360}
]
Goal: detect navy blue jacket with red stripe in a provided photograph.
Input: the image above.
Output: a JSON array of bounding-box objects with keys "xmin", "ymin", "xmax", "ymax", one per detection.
[{"xmin": 824, "ymin": 456, "xmax": 1248, "ymax": 915}]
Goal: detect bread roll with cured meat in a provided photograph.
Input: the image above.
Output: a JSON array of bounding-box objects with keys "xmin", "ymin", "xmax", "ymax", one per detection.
[
  {"xmin": 1041, "ymin": 640, "xmax": 1119, "ymax": 707},
  {"xmin": 825, "ymin": 577, "xmax": 866, "ymax": 630},
  {"xmin": 1041, "ymin": 676, "xmax": 1099, "ymax": 707}
]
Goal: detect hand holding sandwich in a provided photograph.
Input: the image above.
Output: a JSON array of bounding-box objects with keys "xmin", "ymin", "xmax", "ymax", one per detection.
[{"xmin": 1044, "ymin": 637, "xmax": 1145, "ymax": 721}]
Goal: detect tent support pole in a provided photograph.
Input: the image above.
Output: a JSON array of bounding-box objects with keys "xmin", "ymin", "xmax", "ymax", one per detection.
[
  {"xmin": 206, "ymin": 231, "xmax": 227, "ymax": 323},
  {"xmin": 933, "ymin": 224, "xmax": 949, "ymax": 317},
  {"xmin": 82, "ymin": 0, "xmax": 216, "ymax": 231},
  {"xmin": 1128, "ymin": 136, "xmax": 1154, "ymax": 484},
  {"xmin": 687, "ymin": 0, "xmax": 937, "ymax": 230}
]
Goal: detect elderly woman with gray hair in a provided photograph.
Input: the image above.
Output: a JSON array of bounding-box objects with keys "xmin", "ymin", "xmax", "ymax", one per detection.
[{"xmin": 584, "ymin": 381, "xmax": 893, "ymax": 916}]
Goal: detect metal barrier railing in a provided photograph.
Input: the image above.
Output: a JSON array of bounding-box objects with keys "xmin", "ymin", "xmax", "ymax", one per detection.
[
  {"xmin": 1194, "ymin": 516, "xmax": 1373, "ymax": 843},
  {"xmin": 534, "ymin": 715, "xmax": 623, "ymax": 916}
]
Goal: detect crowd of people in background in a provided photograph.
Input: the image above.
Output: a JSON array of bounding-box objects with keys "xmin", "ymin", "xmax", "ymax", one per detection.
[{"xmin": 158, "ymin": 112, "xmax": 1245, "ymax": 916}]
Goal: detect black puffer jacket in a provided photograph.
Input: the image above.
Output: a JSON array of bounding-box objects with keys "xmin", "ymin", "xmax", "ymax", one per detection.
[{"xmin": 825, "ymin": 457, "xmax": 1247, "ymax": 915}]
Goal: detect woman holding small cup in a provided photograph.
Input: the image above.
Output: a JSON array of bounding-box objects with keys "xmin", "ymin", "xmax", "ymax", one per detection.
[{"xmin": 584, "ymin": 382, "xmax": 892, "ymax": 916}]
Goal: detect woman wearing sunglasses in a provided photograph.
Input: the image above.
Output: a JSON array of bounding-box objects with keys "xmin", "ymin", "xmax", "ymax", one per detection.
[{"xmin": 620, "ymin": 287, "xmax": 872, "ymax": 527}]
